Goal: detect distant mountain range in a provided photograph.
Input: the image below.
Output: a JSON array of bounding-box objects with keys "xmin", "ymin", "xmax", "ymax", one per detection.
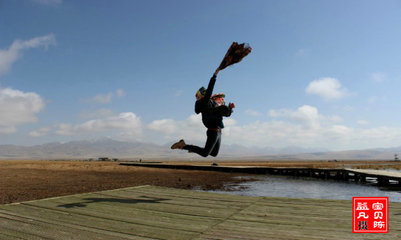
[
  {"xmin": 0, "ymin": 139, "xmax": 178, "ymax": 160},
  {"xmin": 0, "ymin": 138, "xmax": 400, "ymax": 160}
]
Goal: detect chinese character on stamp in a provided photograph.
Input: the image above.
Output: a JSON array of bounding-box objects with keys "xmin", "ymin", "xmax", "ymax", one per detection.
[{"xmin": 353, "ymin": 197, "xmax": 388, "ymax": 233}]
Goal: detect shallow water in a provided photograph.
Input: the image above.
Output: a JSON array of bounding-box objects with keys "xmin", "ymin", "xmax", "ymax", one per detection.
[{"xmin": 209, "ymin": 175, "xmax": 401, "ymax": 202}]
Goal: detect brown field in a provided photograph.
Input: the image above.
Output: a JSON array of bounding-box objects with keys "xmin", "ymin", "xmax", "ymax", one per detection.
[
  {"xmin": 1, "ymin": 159, "xmax": 401, "ymax": 205},
  {"xmin": 0, "ymin": 160, "xmax": 251, "ymax": 204}
]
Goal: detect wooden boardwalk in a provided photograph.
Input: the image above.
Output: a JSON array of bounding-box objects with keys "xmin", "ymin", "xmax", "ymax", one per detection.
[
  {"xmin": 121, "ymin": 163, "xmax": 401, "ymax": 187},
  {"xmin": 346, "ymin": 168, "xmax": 401, "ymax": 184},
  {"xmin": 1, "ymin": 185, "xmax": 400, "ymax": 239}
]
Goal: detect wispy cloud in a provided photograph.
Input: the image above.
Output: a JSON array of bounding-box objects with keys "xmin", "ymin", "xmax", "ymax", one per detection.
[
  {"xmin": 116, "ymin": 89, "xmax": 125, "ymax": 98},
  {"xmin": 357, "ymin": 120, "xmax": 369, "ymax": 126},
  {"xmin": 90, "ymin": 93, "xmax": 113, "ymax": 104},
  {"xmin": 0, "ymin": 34, "xmax": 56, "ymax": 77},
  {"xmin": 0, "ymin": 35, "xmax": 55, "ymax": 134},
  {"xmin": 295, "ymin": 48, "xmax": 309, "ymax": 56},
  {"xmin": 29, "ymin": 127, "xmax": 51, "ymax": 137},
  {"xmin": 370, "ymin": 72, "xmax": 386, "ymax": 83},
  {"xmin": 367, "ymin": 96, "xmax": 378, "ymax": 104},
  {"xmin": 174, "ymin": 90, "xmax": 183, "ymax": 97},
  {"xmin": 305, "ymin": 77, "xmax": 349, "ymax": 101},
  {"xmin": 55, "ymin": 112, "xmax": 142, "ymax": 136},
  {"xmin": 80, "ymin": 109, "xmax": 115, "ymax": 119},
  {"xmin": 245, "ymin": 109, "xmax": 262, "ymax": 117},
  {"xmin": 88, "ymin": 89, "xmax": 126, "ymax": 104},
  {"xmin": 30, "ymin": 0, "xmax": 62, "ymax": 7}
]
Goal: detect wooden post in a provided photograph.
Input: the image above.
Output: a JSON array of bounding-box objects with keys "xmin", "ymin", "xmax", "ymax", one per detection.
[
  {"xmin": 360, "ymin": 175, "xmax": 366, "ymax": 183},
  {"xmin": 378, "ymin": 177, "xmax": 389, "ymax": 186}
]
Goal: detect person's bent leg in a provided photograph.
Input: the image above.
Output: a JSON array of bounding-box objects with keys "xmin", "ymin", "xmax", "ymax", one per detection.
[
  {"xmin": 202, "ymin": 130, "xmax": 219, "ymax": 156},
  {"xmin": 183, "ymin": 130, "xmax": 219, "ymax": 157},
  {"xmin": 183, "ymin": 145, "xmax": 208, "ymax": 157},
  {"xmin": 210, "ymin": 132, "xmax": 221, "ymax": 157}
]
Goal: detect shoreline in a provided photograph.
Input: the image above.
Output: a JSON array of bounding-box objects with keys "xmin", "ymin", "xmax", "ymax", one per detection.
[{"xmin": 2, "ymin": 159, "xmax": 401, "ymax": 205}]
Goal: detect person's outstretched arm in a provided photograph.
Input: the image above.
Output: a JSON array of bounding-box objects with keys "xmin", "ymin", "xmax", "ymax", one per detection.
[
  {"xmin": 204, "ymin": 74, "xmax": 217, "ymax": 101},
  {"xmin": 195, "ymin": 74, "xmax": 217, "ymax": 114}
]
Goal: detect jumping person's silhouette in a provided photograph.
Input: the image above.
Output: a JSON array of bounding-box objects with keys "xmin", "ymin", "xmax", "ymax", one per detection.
[
  {"xmin": 171, "ymin": 42, "xmax": 251, "ymax": 157},
  {"xmin": 171, "ymin": 74, "xmax": 234, "ymax": 157}
]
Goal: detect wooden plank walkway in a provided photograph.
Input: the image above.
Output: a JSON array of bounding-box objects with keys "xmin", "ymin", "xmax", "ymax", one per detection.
[
  {"xmin": 0, "ymin": 185, "xmax": 400, "ymax": 239},
  {"xmin": 347, "ymin": 168, "xmax": 401, "ymax": 179}
]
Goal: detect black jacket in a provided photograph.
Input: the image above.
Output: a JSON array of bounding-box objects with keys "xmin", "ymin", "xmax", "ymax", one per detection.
[{"xmin": 195, "ymin": 76, "xmax": 232, "ymax": 129}]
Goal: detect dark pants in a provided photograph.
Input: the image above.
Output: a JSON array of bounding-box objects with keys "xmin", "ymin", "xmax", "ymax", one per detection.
[{"xmin": 183, "ymin": 130, "xmax": 221, "ymax": 157}]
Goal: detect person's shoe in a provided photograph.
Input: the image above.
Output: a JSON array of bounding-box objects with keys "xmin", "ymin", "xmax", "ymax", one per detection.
[{"xmin": 171, "ymin": 139, "xmax": 186, "ymax": 149}]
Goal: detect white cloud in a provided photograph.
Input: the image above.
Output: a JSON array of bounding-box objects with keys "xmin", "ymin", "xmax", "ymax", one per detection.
[
  {"xmin": 146, "ymin": 105, "xmax": 401, "ymax": 150},
  {"xmin": 295, "ymin": 48, "xmax": 309, "ymax": 56},
  {"xmin": 88, "ymin": 89, "xmax": 126, "ymax": 104},
  {"xmin": 90, "ymin": 93, "xmax": 113, "ymax": 104},
  {"xmin": 116, "ymin": 89, "xmax": 125, "ymax": 98},
  {"xmin": 0, "ymin": 34, "xmax": 56, "ymax": 77},
  {"xmin": 357, "ymin": 120, "xmax": 369, "ymax": 125},
  {"xmin": 30, "ymin": 0, "xmax": 62, "ymax": 6},
  {"xmin": 0, "ymin": 35, "xmax": 54, "ymax": 134},
  {"xmin": 80, "ymin": 109, "xmax": 115, "ymax": 119},
  {"xmin": 34, "ymin": 103, "xmax": 401, "ymax": 151},
  {"xmin": 226, "ymin": 121, "xmax": 319, "ymax": 147},
  {"xmin": 55, "ymin": 112, "xmax": 142, "ymax": 137},
  {"xmin": 149, "ymin": 107, "xmax": 327, "ymax": 148},
  {"xmin": 269, "ymin": 105, "xmax": 321, "ymax": 129},
  {"xmin": 342, "ymin": 105, "xmax": 353, "ymax": 112},
  {"xmin": 368, "ymin": 96, "xmax": 378, "ymax": 104},
  {"xmin": 371, "ymin": 72, "xmax": 386, "ymax": 83},
  {"xmin": 0, "ymin": 87, "xmax": 45, "ymax": 134},
  {"xmin": 30, "ymin": 127, "xmax": 51, "ymax": 137},
  {"xmin": 222, "ymin": 115, "xmax": 395, "ymax": 150},
  {"xmin": 148, "ymin": 114, "xmax": 205, "ymax": 142},
  {"xmin": 305, "ymin": 77, "xmax": 349, "ymax": 100},
  {"xmin": 174, "ymin": 90, "xmax": 183, "ymax": 97},
  {"xmin": 148, "ymin": 119, "xmax": 178, "ymax": 135},
  {"xmin": 55, "ymin": 123, "xmax": 72, "ymax": 136},
  {"xmin": 245, "ymin": 109, "xmax": 262, "ymax": 117},
  {"xmin": 328, "ymin": 115, "xmax": 343, "ymax": 123}
]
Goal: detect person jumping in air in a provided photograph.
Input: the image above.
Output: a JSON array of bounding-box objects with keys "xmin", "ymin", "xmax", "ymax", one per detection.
[
  {"xmin": 171, "ymin": 74, "xmax": 235, "ymax": 157},
  {"xmin": 170, "ymin": 42, "xmax": 251, "ymax": 157}
]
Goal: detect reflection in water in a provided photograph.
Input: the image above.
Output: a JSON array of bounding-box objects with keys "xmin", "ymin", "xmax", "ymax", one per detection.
[{"xmin": 209, "ymin": 175, "xmax": 401, "ymax": 202}]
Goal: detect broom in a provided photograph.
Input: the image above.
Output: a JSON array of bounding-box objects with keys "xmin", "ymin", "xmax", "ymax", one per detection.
[{"xmin": 214, "ymin": 42, "xmax": 252, "ymax": 76}]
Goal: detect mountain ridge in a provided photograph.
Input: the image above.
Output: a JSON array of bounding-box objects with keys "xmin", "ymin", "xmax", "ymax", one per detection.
[{"xmin": 0, "ymin": 138, "xmax": 399, "ymax": 160}]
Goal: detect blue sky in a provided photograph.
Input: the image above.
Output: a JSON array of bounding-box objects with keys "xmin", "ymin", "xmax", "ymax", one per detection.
[{"xmin": 1, "ymin": 0, "xmax": 401, "ymax": 151}]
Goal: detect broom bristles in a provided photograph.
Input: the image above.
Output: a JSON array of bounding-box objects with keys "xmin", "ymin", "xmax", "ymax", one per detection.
[{"xmin": 217, "ymin": 42, "xmax": 252, "ymax": 72}]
